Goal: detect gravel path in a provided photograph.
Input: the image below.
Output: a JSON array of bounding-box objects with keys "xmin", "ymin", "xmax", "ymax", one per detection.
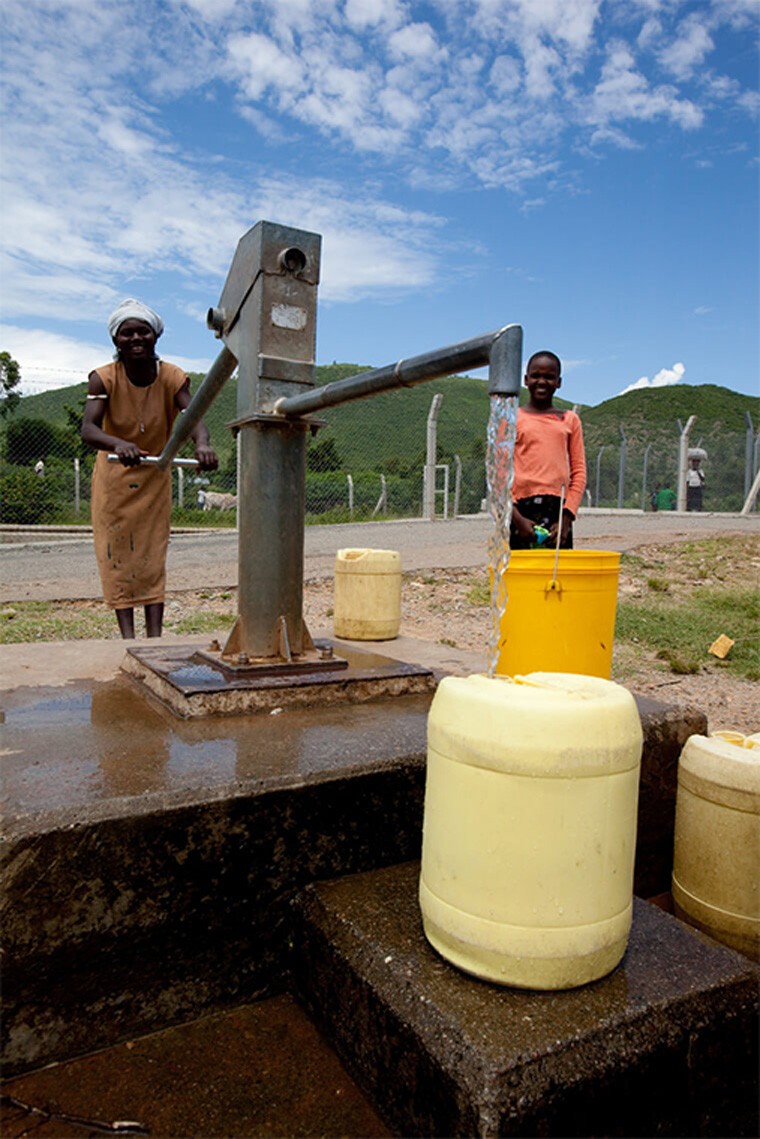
[
  {"xmin": 2, "ymin": 514, "xmax": 757, "ymax": 736},
  {"xmin": 1, "ymin": 510, "xmax": 758, "ymax": 601}
]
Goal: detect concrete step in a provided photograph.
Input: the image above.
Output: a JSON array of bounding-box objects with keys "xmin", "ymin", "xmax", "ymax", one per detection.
[
  {"xmin": 1, "ymin": 996, "xmax": 390, "ymax": 1138},
  {"xmin": 293, "ymin": 862, "xmax": 759, "ymax": 1138},
  {"xmin": 2, "ymin": 673, "xmax": 705, "ymax": 1076}
]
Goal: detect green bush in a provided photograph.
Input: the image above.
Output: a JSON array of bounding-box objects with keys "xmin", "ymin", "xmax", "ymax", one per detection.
[
  {"xmin": 5, "ymin": 416, "xmax": 77, "ymax": 465},
  {"xmin": 0, "ymin": 463, "xmax": 57, "ymax": 523}
]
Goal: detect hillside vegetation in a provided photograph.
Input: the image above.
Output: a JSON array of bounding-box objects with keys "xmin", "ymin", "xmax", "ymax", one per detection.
[{"xmin": 4, "ymin": 366, "xmax": 758, "ymax": 522}]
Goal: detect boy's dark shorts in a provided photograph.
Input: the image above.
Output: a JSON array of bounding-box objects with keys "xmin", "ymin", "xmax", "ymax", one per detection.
[{"xmin": 510, "ymin": 495, "xmax": 574, "ymax": 550}]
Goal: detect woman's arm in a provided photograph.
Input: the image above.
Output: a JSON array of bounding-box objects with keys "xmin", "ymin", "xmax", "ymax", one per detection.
[
  {"xmin": 174, "ymin": 381, "xmax": 218, "ymax": 471},
  {"xmin": 81, "ymin": 371, "xmax": 146, "ymax": 466}
]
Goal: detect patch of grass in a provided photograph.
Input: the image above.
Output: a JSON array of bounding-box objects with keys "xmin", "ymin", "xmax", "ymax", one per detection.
[
  {"xmin": 616, "ymin": 585, "xmax": 759, "ymax": 680},
  {"xmin": 167, "ymin": 612, "xmax": 236, "ymax": 635},
  {"xmin": 439, "ymin": 637, "xmax": 458, "ymax": 648},
  {"xmin": 466, "ymin": 578, "xmax": 490, "ymax": 607},
  {"xmin": 655, "ymin": 649, "xmax": 699, "ymax": 675},
  {"xmin": 0, "ymin": 600, "xmax": 119, "ymax": 643},
  {"xmin": 646, "ymin": 577, "xmax": 670, "ymax": 592}
]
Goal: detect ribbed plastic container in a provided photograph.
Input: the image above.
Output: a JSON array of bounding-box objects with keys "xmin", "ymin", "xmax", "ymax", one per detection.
[
  {"xmin": 672, "ymin": 733, "xmax": 760, "ymax": 960},
  {"xmin": 333, "ymin": 548, "xmax": 402, "ymax": 640},
  {"xmin": 419, "ymin": 672, "xmax": 643, "ymax": 990},
  {"xmin": 493, "ymin": 550, "xmax": 620, "ymax": 678}
]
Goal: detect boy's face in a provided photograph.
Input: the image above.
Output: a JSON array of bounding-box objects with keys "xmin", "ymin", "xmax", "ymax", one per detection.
[{"xmin": 525, "ymin": 355, "xmax": 562, "ymax": 404}]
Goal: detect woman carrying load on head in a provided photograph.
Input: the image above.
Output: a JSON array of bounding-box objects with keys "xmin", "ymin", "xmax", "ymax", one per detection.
[{"xmin": 82, "ymin": 299, "xmax": 218, "ymax": 639}]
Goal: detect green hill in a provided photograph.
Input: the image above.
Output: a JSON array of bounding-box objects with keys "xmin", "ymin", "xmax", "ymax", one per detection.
[{"xmin": 6, "ymin": 368, "xmax": 758, "ymax": 515}]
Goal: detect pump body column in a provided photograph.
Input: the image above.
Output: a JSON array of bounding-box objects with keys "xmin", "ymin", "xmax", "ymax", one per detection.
[{"xmin": 211, "ymin": 221, "xmax": 321, "ymax": 658}]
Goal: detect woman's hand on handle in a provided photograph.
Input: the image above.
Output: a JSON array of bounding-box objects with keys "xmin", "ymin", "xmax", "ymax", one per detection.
[
  {"xmin": 114, "ymin": 440, "xmax": 149, "ymax": 467},
  {"xmin": 194, "ymin": 442, "xmax": 218, "ymax": 471}
]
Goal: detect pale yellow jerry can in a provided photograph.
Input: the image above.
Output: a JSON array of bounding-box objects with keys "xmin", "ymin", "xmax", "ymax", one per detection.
[
  {"xmin": 333, "ymin": 548, "xmax": 402, "ymax": 640},
  {"xmin": 419, "ymin": 672, "xmax": 643, "ymax": 990},
  {"xmin": 672, "ymin": 732, "xmax": 760, "ymax": 960}
]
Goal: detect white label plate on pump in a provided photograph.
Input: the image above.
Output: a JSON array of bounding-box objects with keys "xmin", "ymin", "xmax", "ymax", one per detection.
[{"xmin": 271, "ymin": 304, "xmax": 307, "ymax": 330}]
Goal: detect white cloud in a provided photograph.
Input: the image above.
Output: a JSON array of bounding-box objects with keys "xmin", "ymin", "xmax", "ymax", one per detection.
[
  {"xmin": 659, "ymin": 17, "xmax": 714, "ymax": 79},
  {"xmin": 0, "ymin": 325, "xmax": 110, "ymax": 395},
  {"xmin": 694, "ymin": 305, "xmax": 713, "ymax": 314},
  {"xmin": 344, "ymin": 0, "xmax": 403, "ymax": 31},
  {"xmin": 586, "ymin": 43, "xmax": 704, "ymax": 131},
  {"xmin": 619, "ymin": 362, "xmax": 685, "ymax": 395},
  {"xmin": 387, "ymin": 22, "xmax": 443, "ymax": 62}
]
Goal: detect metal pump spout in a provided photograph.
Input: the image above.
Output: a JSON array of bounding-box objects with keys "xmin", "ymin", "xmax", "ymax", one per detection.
[
  {"xmin": 157, "ymin": 218, "xmax": 523, "ymax": 669},
  {"xmin": 487, "ymin": 324, "xmax": 523, "ymax": 398}
]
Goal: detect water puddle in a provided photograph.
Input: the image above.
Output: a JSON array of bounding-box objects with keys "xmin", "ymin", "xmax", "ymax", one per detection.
[{"xmin": 485, "ymin": 393, "xmax": 518, "ymax": 677}]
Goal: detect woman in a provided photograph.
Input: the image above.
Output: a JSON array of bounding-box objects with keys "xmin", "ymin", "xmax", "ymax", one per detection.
[{"xmin": 82, "ymin": 299, "xmax": 218, "ymax": 638}]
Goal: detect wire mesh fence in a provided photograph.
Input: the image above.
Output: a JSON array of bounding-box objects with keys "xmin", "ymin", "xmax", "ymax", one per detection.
[{"xmin": 1, "ymin": 374, "xmax": 757, "ymax": 525}]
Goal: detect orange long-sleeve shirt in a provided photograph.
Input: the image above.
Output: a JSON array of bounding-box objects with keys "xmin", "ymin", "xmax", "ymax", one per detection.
[{"xmin": 512, "ymin": 407, "xmax": 587, "ymax": 518}]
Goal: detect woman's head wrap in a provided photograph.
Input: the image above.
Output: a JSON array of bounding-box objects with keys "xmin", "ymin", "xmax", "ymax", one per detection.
[{"xmin": 107, "ymin": 299, "xmax": 164, "ymax": 341}]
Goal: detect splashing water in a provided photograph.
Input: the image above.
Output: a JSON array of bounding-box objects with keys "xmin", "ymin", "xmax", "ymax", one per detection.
[{"xmin": 486, "ymin": 394, "xmax": 518, "ymax": 676}]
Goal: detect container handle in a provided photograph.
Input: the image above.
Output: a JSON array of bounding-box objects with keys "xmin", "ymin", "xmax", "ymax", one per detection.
[{"xmin": 548, "ymin": 483, "xmax": 565, "ymax": 591}]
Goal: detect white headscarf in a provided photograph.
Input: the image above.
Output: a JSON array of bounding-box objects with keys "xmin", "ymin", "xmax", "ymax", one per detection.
[{"xmin": 107, "ymin": 299, "xmax": 164, "ymax": 341}]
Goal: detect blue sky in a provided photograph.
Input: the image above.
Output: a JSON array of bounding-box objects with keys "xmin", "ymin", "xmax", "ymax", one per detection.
[{"xmin": 2, "ymin": 0, "xmax": 758, "ymax": 404}]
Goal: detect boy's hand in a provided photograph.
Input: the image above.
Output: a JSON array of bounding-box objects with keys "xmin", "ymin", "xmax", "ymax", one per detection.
[
  {"xmin": 548, "ymin": 513, "xmax": 573, "ymax": 546},
  {"xmin": 511, "ymin": 507, "xmax": 535, "ymax": 541}
]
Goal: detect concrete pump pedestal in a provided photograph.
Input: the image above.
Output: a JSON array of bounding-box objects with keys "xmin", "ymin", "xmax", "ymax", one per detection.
[{"xmin": 122, "ymin": 640, "xmax": 436, "ymax": 719}]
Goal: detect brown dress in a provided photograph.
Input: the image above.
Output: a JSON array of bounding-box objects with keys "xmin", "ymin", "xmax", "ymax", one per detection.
[{"xmin": 91, "ymin": 360, "xmax": 186, "ymax": 609}]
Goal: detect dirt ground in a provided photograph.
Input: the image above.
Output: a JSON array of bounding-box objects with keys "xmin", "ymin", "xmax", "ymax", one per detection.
[{"xmin": 2, "ymin": 536, "xmax": 758, "ymax": 736}]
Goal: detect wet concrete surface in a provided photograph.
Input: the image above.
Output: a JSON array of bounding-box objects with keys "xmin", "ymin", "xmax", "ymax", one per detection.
[
  {"xmin": 1, "ymin": 995, "xmax": 390, "ymax": 1138},
  {"xmin": 2, "ymin": 675, "xmax": 431, "ymax": 821},
  {"xmin": 294, "ymin": 861, "xmax": 760, "ymax": 1138},
  {"xmin": 2, "ymin": 670, "xmax": 433, "ymax": 1074}
]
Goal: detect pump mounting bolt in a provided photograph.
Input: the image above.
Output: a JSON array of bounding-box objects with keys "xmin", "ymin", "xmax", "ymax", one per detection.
[
  {"xmin": 209, "ymin": 639, "xmax": 221, "ymax": 652},
  {"xmin": 319, "ymin": 644, "xmax": 335, "ymax": 660},
  {"xmin": 236, "ymin": 652, "xmax": 249, "ymax": 665}
]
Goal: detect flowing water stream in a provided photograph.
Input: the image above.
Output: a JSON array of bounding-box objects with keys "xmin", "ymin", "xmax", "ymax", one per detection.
[{"xmin": 485, "ymin": 394, "xmax": 518, "ymax": 677}]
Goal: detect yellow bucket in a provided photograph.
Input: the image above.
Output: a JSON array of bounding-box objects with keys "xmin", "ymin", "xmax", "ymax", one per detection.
[{"xmin": 493, "ymin": 550, "xmax": 620, "ymax": 678}]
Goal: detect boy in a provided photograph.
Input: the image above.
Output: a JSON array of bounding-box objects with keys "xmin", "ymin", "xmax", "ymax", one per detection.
[{"xmin": 510, "ymin": 351, "xmax": 586, "ymax": 549}]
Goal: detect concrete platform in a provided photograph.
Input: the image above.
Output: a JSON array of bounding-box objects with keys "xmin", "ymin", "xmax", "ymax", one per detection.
[
  {"xmin": 293, "ymin": 862, "xmax": 760, "ymax": 1138},
  {"xmin": 1, "ymin": 636, "xmax": 705, "ymax": 1075},
  {"xmin": 123, "ymin": 640, "xmax": 436, "ymax": 718}
]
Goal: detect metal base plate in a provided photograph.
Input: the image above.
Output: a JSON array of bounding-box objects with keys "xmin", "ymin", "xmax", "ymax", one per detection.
[
  {"xmin": 196, "ymin": 645, "xmax": 348, "ymax": 678},
  {"xmin": 123, "ymin": 641, "xmax": 437, "ymax": 719}
]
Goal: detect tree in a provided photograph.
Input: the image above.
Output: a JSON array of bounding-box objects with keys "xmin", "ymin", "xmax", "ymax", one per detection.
[
  {"xmin": 0, "ymin": 352, "xmax": 21, "ymax": 419},
  {"xmin": 5, "ymin": 416, "xmax": 76, "ymax": 465},
  {"xmin": 306, "ymin": 435, "xmax": 343, "ymax": 472}
]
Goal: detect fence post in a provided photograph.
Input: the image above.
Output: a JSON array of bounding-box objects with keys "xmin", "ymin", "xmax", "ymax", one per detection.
[
  {"xmin": 453, "ymin": 454, "xmax": 462, "ymax": 519},
  {"xmin": 641, "ymin": 441, "xmax": 652, "ymax": 511},
  {"xmin": 595, "ymin": 447, "xmax": 605, "ymax": 507},
  {"xmin": 425, "ymin": 393, "xmax": 443, "ymax": 521},
  {"xmin": 745, "ymin": 412, "xmax": 754, "ymax": 500},
  {"xmin": 178, "ymin": 467, "xmax": 184, "ymax": 509},
  {"xmin": 347, "ymin": 473, "xmax": 354, "ymax": 520},
  {"xmin": 618, "ymin": 425, "xmax": 626, "ymax": 508},
  {"xmin": 74, "ymin": 458, "xmax": 80, "ymax": 517},
  {"xmin": 372, "ymin": 474, "xmax": 387, "ymax": 517},
  {"xmin": 442, "ymin": 464, "xmax": 450, "ymax": 520}
]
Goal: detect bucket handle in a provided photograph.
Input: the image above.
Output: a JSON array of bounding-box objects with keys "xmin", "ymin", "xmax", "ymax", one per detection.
[{"xmin": 547, "ymin": 483, "xmax": 565, "ymax": 592}]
